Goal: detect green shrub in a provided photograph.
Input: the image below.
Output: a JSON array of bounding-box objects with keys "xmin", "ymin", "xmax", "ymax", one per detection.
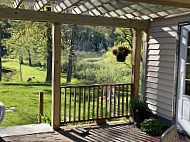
[
  {"xmin": 140, "ymin": 117, "xmax": 165, "ymax": 136},
  {"xmin": 130, "ymin": 97, "xmax": 148, "ymax": 112},
  {"xmin": 38, "ymin": 113, "xmax": 51, "ymax": 125}
]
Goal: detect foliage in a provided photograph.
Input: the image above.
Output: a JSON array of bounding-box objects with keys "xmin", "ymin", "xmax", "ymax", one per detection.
[
  {"xmin": 38, "ymin": 113, "xmax": 51, "ymax": 125},
  {"xmin": 140, "ymin": 117, "xmax": 165, "ymax": 136},
  {"xmin": 73, "ymin": 47, "xmax": 132, "ymax": 84},
  {"xmin": 3, "ymin": 21, "xmax": 48, "ymax": 66},
  {"xmin": 114, "ymin": 28, "xmax": 133, "ymax": 49},
  {"xmin": 130, "ymin": 97, "xmax": 148, "ymax": 112},
  {"xmin": 112, "ymin": 46, "xmax": 131, "ymax": 56}
]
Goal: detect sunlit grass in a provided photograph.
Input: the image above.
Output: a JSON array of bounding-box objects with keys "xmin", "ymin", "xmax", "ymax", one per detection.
[{"xmin": 0, "ymin": 58, "xmax": 86, "ymax": 127}]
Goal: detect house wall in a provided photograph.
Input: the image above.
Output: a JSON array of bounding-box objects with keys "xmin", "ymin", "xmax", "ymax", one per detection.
[{"xmin": 145, "ymin": 14, "xmax": 190, "ymax": 121}]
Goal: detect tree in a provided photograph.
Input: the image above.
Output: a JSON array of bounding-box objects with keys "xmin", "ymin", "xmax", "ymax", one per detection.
[
  {"xmin": 0, "ymin": 21, "xmax": 2, "ymax": 81},
  {"xmin": 114, "ymin": 28, "xmax": 133, "ymax": 49},
  {"xmin": 3, "ymin": 21, "xmax": 48, "ymax": 82},
  {"xmin": 45, "ymin": 23, "xmax": 52, "ymax": 82},
  {"xmin": 45, "ymin": 7, "xmax": 52, "ymax": 82},
  {"xmin": 66, "ymin": 25, "xmax": 77, "ymax": 83}
]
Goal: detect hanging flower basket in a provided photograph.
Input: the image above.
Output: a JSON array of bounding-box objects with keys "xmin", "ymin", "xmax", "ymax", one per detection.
[
  {"xmin": 112, "ymin": 46, "xmax": 131, "ymax": 62},
  {"xmin": 117, "ymin": 54, "xmax": 126, "ymax": 62}
]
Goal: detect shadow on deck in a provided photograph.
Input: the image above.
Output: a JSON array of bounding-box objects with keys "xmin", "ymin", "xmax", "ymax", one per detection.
[{"xmin": 0, "ymin": 121, "xmax": 161, "ymax": 142}]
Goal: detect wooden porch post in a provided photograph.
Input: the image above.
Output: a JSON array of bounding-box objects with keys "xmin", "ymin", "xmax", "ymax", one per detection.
[
  {"xmin": 131, "ymin": 28, "xmax": 142, "ymax": 97},
  {"xmin": 52, "ymin": 22, "xmax": 61, "ymax": 129}
]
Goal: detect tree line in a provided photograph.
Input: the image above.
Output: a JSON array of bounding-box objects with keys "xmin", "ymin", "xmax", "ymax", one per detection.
[{"xmin": 0, "ymin": 19, "xmax": 133, "ymax": 83}]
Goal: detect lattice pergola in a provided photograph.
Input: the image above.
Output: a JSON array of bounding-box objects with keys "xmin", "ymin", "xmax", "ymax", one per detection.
[
  {"xmin": 0, "ymin": 0, "xmax": 190, "ymax": 29},
  {"xmin": 1, "ymin": 0, "xmax": 190, "ymax": 20},
  {"xmin": 0, "ymin": 0, "xmax": 190, "ymax": 129}
]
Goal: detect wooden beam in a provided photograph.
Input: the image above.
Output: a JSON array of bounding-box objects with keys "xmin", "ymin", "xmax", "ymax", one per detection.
[
  {"xmin": 72, "ymin": 0, "xmax": 111, "ymax": 14},
  {"xmin": 131, "ymin": 28, "xmax": 142, "ymax": 97},
  {"xmin": 0, "ymin": 8, "xmax": 149, "ymax": 29},
  {"xmin": 34, "ymin": 0, "xmax": 51, "ymax": 11},
  {"xmin": 90, "ymin": 1, "xmax": 133, "ymax": 16},
  {"xmin": 52, "ymin": 22, "xmax": 61, "ymax": 129},
  {"xmin": 54, "ymin": 0, "xmax": 82, "ymax": 13},
  {"xmin": 121, "ymin": 0, "xmax": 190, "ymax": 8},
  {"xmin": 13, "ymin": 0, "xmax": 24, "ymax": 9}
]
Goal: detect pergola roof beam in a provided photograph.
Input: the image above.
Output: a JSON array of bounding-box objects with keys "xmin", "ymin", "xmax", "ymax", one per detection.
[
  {"xmin": 90, "ymin": 1, "xmax": 134, "ymax": 16},
  {"xmin": 13, "ymin": 0, "xmax": 24, "ymax": 9},
  {"xmin": 121, "ymin": 0, "xmax": 190, "ymax": 9},
  {"xmin": 0, "ymin": 7, "xmax": 149, "ymax": 30},
  {"xmin": 34, "ymin": 0, "xmax": 51, "ymax": 11},
  {"xmin": 54, "ymin": 0, "xmax": 82, "ymax": 13},
  {"xmin": 72, "ymin": 0, "xmax": 111, "ymax": 14}
]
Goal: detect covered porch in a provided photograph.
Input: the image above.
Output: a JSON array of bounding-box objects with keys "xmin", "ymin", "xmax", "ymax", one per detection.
[{"xmin": 1, "ymin": 0, "xmax": 190, "ymax": 140}]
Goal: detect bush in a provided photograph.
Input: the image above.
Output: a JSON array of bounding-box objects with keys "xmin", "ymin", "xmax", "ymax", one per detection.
[
  {"xmin": 140, "ymin": 117, "xmax": 165, "ymax": 136},
  {"xmin": 38, "ymin": 113, "xmax": 51, "ymax": 125},
  {"xmin": 130, "ymin": 97, "xmax": 148, "ymax": 112}
]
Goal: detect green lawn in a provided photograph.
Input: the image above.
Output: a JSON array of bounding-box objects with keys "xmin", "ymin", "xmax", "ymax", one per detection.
[
  {"xmin": 0, "ymin": 58, "xmax": 84, "ymax": 127},
  {"xmin": 0, "ymin": 58, "xmax": 131, "ymax": 127}
]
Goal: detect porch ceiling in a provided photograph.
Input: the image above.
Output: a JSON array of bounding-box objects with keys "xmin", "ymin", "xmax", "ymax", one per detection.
[{"xmin": 0, "ymin": 0, "xmax": 190, "ymax": 21}]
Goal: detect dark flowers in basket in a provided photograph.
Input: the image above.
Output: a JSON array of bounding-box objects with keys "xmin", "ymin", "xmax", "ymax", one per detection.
[{"xmin": 112, "ymin": 46, "xmax": 131, "ymax": 62}]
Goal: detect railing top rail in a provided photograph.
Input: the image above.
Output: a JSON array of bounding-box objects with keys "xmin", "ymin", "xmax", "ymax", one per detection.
[{"xmin": 60, "ymin": 83, "xmax": 133, "ymax": 88}]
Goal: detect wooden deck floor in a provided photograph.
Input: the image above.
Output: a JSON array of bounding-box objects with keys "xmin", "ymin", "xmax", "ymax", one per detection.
[
  {"xmin": 83, "ymin": 124, "xmax": 160, "ymax": 142},
  {"xmin": 0, "ymin": 122, "xmax": 162, "ymax": 142}
]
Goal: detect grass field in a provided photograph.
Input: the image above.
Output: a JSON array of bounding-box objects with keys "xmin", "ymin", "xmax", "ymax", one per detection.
[
  {"xmin": 0, "ymin": 58, "xmax": 85, "ymax": 127},
  {"xmin": 0, "ymin": 58, "xmax": 131, "ymax": 127}
]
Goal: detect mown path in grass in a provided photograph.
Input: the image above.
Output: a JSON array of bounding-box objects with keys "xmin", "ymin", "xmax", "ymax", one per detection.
[{"xmin": 0, "ymin": 59, "xmax": 85, "ymax": 127}]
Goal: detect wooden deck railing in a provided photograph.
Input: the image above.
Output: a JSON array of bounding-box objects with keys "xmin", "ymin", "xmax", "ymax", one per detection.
[{"xmin": 60, "ymin": 83, "xmax": 132, "ymax": 124}]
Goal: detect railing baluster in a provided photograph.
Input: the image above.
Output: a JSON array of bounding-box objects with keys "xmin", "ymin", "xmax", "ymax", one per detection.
[
  {"xmin": 118, "ymin": 85, "xmax": 120, "ymax": 117},
  {"xmin": 105, "ymin": 86, "xmax": 108, "ymax": 118},
  {"xmin": 92, "ymin": 86, "xmax": 95, "ymax": 119},
  {"xmin": 96, "ymin": 86, "xmax": 99, "ymax": 119},
  {"xmin": 101, "ymin": 86, "xmax": 103, "ymax": 118},
  {"xmin": 64, "ymin": 88, "xmax": 67, "ymax": 122},
  {"xmin": 69, "ymin": 87, "xmax": 72, "ymax": 122},
  {"xmin": 78, "ymin": 87, "xmax": 81, "ymax": 121},
  {"xmin": 74, "ymin": 88, "xmax": 76, "ymax": 122},
  {"xmin": 114, "ymin": 86, "xmax": 116, "ymax": 117},
  {"xmin": 126, "ymin": 85, "xmax": 129, "ymax": 115},
  {"xmin": 109, "ymin": 85, "xmax": 112, "ymax": 118},
  {"xmin": 88, "ymin": 87, "xmax": 90, "ymax": 120},
  {"xmin": 122, "ymin": 85, "xmax": 124, "ymax": 116},
  {"xmin": 60, "ymin": 83, "xmax": 132, "ymax": 124},
  {"xmin": 83, "ymin": 87, "xmax": 85, "ymax": 120}
]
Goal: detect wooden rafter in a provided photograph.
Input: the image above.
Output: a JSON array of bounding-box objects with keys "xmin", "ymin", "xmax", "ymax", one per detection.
[
  {"xmin": 13, "ymin": 0, "xmax": 24, "ymax": 9},
  {"xmin": 34, "ymin": 0, "xmax": 51, "ymax": 11},
  {"xmin": 104, "ymin": 3, "xmax": 151, "ymax": 19},
  {"xmin": 72, "ymin": 0, "xmax": 111, "ymax": 14},
  {"xmin": 89, "ymin": 1, "xmax": 133, "ymax": 17},
  {"xmin": 0, "ymin": 7, "xmax": 149, "ymax": 30},
  {"xmin": 54, "ymin": 0, "xmax": 82, "ymax": 13},
  {"xmin": 121, "ymin": 0, "xmax": 190, "ymax": 9}
]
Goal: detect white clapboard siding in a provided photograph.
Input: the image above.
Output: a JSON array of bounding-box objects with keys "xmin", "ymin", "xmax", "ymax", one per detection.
[
  {"xmin": 148, "ymin": 37, "xmax": 176, "ymax": 44},
  {"xmin": 144, "ymin": 14, "xmax": 190, "ymax": 121},
  {"xmin": 148, "ymin": 43, "xmax": 176, "ymax": 50},
  {"xmin": 146, "ymin": 88, "xmax": 173, "ymax": 99},
  {"xmin": 148, "ymin": 49, "xmax": 176, "ymax": 56},
  {"xmin": 149, "ymin": 25, "xmax": 178, "ymax": 33},
  {"xmin": 146, "ymin": 82, "xmax": 174, "ymax": 93},
  {"xmin": 146, "ymin": 98, "xmax": 172, "ymax": 112},
  {"xmin": 148, "ymin": 55, "xmax": 175, "ymax": 62},
  {"xmin": 149, "ymin": 31, "xmax": 177, "ymax": 38},
  {"xmin": 147, "ymin": 66, "xmax": 174, "ymax": 74},
  {"xmin": 147, "ymin": 61, "xmax": 174, "ymax": 68},
  {"xmin": 147, "ymin": 72, "xmax": 174, "ymax": 79},
  {"xmin": 148, "ymin": 104, "xmax": 173, "ymax": 120},
  {"xmin": 146, "ymin": 92, "xmax": 172, "ymax": 105}
]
